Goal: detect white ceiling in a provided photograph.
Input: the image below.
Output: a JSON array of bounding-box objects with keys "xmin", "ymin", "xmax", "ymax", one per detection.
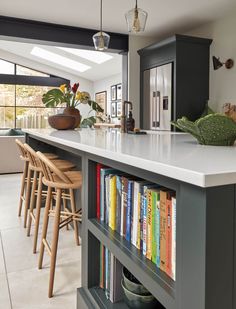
[
  {"xmin": 0, "ymin": 40, "xmax": 122, "ymax": 81},
  {"xmin": 0, "ymin": 0, "xmax": 235, "ymax": 36}
]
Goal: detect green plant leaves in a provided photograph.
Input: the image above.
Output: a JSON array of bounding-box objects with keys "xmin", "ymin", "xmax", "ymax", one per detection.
[
  {"xmin": 80, "ymin": 116, "xmax": 97, "ymax": 128},
  {"xmin": 88, "ymin": 100, "xmax": 104, "ymax": 113},
  {"xmin": 42, "ymin": 89, "xmax": 66, "ymax": 107}
]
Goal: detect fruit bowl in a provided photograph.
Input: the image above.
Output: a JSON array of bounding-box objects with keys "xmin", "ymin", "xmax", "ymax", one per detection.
[
  {"xmin": 48, "ymin": 114, "xmax": 76, "ymax": 130},
  {"xmin": 172, "ymin": 114, "xmax": 236, "ymax": 146}
]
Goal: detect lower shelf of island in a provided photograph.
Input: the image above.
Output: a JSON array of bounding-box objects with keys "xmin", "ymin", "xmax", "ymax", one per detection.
[
  {"xmin": 87, "ymin": 218, "xmax": 176, "ymax": 309},
  {"xmin": 77, "ymin": 286, "xmax": 129, "ymax": 309}
]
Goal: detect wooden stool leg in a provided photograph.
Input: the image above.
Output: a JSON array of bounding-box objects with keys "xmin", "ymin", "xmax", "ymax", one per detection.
[
  {"xmin": 49, "ymin": 188, "xmax": 62, "ymax": 298},
  {"xmin": 69, "ymin": 188, "xmax": 80, "ymax": 246},
  {"xmin": 38, "ymin": 186, "xmax": 52, "ymax": 269},
  {"xmin": 62, "ymin": 192, "xmax": 69, "ymax": 230},
  {"xmin": 18, "ymin": 161, "xmax": 28, "ymax": 217},
  {"xmin": 33, "ymin": 172, "xmax": 43, "ymax": 254},
  {"xmin": 24, "ymin": 166, "xmax": 32, "ymax": 228},
  {"xmin": 27, "ymin": 170, "xmax": 38, "ymax": 237}
]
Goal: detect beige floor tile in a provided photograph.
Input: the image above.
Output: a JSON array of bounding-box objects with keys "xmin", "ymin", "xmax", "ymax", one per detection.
[
  {"xmin": 0, "ymin": 234, "xmax": 6, "ymax": 275},
  {"xmin": 0, "ymin": 274, "xmax": 11, "ymax": 309},
  {"xmin": 0, "ymin": 206, "xmax": 24, "ymax": 231},
  {"xmin": 2, "ymin": 226, "xmax": 81, "ymax": 274},
  {"xmin": 8, "ymin": 260, "xmax": 81, "ymax": 309}
]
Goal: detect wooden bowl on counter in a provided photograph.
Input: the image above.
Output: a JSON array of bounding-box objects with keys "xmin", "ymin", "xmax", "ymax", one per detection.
[{"xmin": 48, "ymin": 114, "xmax": 76, "ymax": 130}]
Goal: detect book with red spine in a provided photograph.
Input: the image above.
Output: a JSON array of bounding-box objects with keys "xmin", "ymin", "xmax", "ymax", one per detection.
[{"xmin": 96, "ymin": 163, "xmax": 103, "ymax": 220}]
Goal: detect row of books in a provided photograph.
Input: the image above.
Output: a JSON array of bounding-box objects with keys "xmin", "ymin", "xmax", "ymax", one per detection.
[
  {"xmin": 99, "ymin": 244, "xmax": 123, "ymax": 303},
  {"xmin": 96, "ymin": 164, "xmax": 176, "ymax": 281}
]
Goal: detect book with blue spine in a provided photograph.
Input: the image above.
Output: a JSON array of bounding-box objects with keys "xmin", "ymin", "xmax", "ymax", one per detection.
[
  {"xmin": 116, "ymin": 175, "xmax": 122, "ymax": 234},
  {"xmin": 126, "ymin": 179, "xmax": 134, "ymax": 242}
]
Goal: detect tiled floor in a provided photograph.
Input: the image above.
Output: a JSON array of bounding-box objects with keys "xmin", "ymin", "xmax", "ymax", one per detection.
[{"xmin": 0, "ymin": 174, "xmax": 81, "ymax": 309}]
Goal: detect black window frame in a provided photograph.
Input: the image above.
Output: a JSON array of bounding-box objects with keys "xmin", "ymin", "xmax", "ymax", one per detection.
[{"xmin": 0, "ymin": 59, "xmax": 69, "ymax": 129}]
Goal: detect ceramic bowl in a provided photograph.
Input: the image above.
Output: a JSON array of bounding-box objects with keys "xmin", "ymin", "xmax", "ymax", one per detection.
[
  {"xmin": 121, "ymin": 279, "xmax": 161, "ymax": 309},
  {"xmin": 122, "ymin": 267, "xmax": 150, "ymax": 295},
  {"xmin": 48, "ymin": 114, "xmax": 76, "ymax": 130}
]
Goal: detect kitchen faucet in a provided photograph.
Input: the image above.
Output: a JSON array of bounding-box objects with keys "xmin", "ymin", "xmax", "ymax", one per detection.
[{"xmin": 121, "ymin": 100, "xmax": 133, "ymax": 133}]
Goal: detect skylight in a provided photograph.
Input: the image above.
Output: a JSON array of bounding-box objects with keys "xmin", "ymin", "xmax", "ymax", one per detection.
[
  {"xmin": 31, "ymin": 47, "xmax": 91, "ymax": 73},
  {"xmin": 57, "ymin": 47, "xmax": 113, "ymax": 64}
]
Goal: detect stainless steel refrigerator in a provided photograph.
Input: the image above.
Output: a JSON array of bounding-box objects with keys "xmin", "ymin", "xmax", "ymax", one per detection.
[{"xmin": 143, "ymin": 63, "xmax": 172, "ymax": 131}]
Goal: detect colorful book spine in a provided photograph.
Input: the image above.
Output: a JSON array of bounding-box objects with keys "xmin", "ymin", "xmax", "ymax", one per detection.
[
  {"xmin": 99, "ymin": 243, "xmax": 104, "ymax": 289},
  {"xmin": 166, "ymin": 191, "xmax": 175, "ymax": 277},
  {"xmin": 146, "ymin": 189, "xmax": 153, "ymax": 260},
  {"xmin": 96, "ymin": 164, "xmax": 102, "ymax": 220},
  {"xmin": 160, "ymin": 190, "xmax": 167, "ymax": 272},
  {"xmin": 142, "ymin": 195, "xmax": 147, "ymax": 256},
  {"xmin": 171, "ymin": 196, "xmax": 176, "ymax": 280},
  {"xmin": 109, "ymin": 175, "xmax": 117, "ymax": 230},
  {"xmin": 132, "ymin": 181, "xmax": 139, "ymax": 247},
  {"xmin": 151, "ymin": 190, "xmax": 160, "ymax": 266},
  {"xmin": 136, "ymin": 191, "xmax": 141, "ymax": 250},
  {"xmin": 140, "ymin": 194, "xmax": 145, "ymax": 252},
  {"xmin": 126, "ymin": 180, "xmax": 133, "ymax": 242},
  {"xmin": 105, "ymin": 175, "xmax": 110, "ymax": 225},
  {"xmin": 116, "ymin": 175, "xmax": 122, "ymax": 234},
  {"xmin": 105, "ymin": 247, "xmax": 109, "ymax": 298},
  {"xmin": 121, "ymin": 177, "xmax": 128, "ymax": 237}
]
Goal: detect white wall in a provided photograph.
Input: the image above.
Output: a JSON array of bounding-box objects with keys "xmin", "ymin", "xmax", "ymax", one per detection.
[
  {"xmin": 128, "ymin": 35, "xmax": 159, "ymax": 127},
  {"xmin": 93, "ymin": 73, "xmax": 122, "ymax": 116},
  {"xmin": 186, "ymin": 9, "xmax": 236, "ymax": 112}
]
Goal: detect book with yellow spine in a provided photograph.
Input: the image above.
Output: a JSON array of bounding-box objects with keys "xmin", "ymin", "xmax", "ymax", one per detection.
[{"xmin": 109, "ymin": 175, "xmax": 117, "ymax": 230}]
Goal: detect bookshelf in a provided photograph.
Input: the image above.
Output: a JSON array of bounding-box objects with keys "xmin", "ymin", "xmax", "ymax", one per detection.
[{"xmin": 78, "ymin": 154, "xmax": 235, "ymax": 309}]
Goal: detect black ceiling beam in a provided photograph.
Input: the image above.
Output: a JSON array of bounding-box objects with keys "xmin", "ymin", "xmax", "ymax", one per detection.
[{"xmin": 0, "ymin": 15, "xmax": 129, "ymax": 53}]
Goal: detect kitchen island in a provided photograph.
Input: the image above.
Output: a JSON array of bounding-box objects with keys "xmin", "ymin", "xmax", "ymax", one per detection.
[{"xmin": 24, "ymin": 128, "xmax": 236, "ymax": 309}]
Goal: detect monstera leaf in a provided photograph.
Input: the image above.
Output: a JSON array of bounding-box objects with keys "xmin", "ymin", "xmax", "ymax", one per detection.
[
  {"xmin": 172, "ymin": 114, "xmax": 236, "ymax": 146},
  {"xmin": 87, "ymin": 100, "xmax": 104, "ymax": 113},
  {"xmin": 42, "ymin": 89, "xmax": 67, "ymax": 107}
]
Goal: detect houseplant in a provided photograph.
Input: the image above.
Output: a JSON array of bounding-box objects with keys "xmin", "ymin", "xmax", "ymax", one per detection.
[{"xmin": 42, "ymin": 82, "xmax": 104, "ymax": 128}]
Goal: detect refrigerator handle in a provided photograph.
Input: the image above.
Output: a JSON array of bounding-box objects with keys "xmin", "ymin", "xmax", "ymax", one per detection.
[{"xmin": 156, "ymin": 91, "xmax": 160, "ymax": 127}]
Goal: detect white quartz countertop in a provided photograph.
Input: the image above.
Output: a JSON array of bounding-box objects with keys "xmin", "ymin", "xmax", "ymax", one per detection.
[{"xmin": 23, "ymin": 128, "xmax": 236, "ymax": 188}]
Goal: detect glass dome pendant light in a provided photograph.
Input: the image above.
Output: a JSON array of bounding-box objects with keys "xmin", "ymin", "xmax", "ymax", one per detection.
[
  {"xmin": 125, "ymin": 0, "xmax": 148, "ymax": 33},
  {"xmin": 93, "ymin": 0, "xmax": 110, "ymax": 51}
]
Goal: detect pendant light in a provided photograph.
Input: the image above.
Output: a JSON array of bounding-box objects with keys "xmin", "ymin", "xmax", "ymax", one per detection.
[
  {"xmin": 93, "ymin": 0, "xmax": 110, "ymax": 51},
  {"xmin": 125, "ymin": 0, "xmax": 148, "ymax": 33}
]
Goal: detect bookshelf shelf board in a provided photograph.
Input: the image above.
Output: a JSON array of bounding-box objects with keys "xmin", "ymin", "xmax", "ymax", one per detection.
[
  {"xmin": 77, "ymin": 287, "xmax": 129, "ymax": 309},
  {"xmin": 88, "ymin": 218, "xmax": 175, "ymax": 307}
]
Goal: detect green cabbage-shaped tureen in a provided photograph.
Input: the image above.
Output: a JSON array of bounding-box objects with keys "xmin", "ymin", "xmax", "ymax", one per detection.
[{"xmin": 172, "ymin": 113, "xmax": 236, "ymax": 146}]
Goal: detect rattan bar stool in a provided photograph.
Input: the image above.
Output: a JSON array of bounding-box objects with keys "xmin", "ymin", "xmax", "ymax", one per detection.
[
  {"xmin": 15, "ymin": 139, "xmax": 58, "ymax": 228},
  {"xmin": 23, "ymin": 143, "xmax": 76, "ymax": 253},
  {"xmin": 36, "ymin": 151, "xmax": 82, "ymax": 298}
]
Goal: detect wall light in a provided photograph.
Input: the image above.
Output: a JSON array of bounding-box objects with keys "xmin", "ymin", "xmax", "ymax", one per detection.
[{"xmin": 212, "ymin": 56, "xmax": 234, "ymax": 70}]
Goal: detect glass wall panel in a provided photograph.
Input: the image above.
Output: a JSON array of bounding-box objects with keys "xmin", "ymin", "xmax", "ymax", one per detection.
[
  {"xmin": 16, "ymin": 65, "xmax": 49, "ymax": 77},
  {"xmin": 16, "ymin": 85, "xmax": 54, "ymax": 107},
  {"xmin": 0, "ymin": 59, "xmax": 14, "ymax": 74},
  {"xmin": 0, "ymin": 85, "xmax": 15, "ymax": 106},
  {"xmin": 0, "ymin": 107, "xmax": 15, "ymax": 128}
]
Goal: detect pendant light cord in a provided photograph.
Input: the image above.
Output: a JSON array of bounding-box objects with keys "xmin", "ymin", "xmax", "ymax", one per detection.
[{"xmin": 100, "ymin": 0, "xmax": 103, "ymax": 33}]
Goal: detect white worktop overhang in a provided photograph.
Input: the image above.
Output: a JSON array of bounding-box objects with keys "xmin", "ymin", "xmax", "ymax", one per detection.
[{"xmin": 23, "ymin": 128, "xmax": 236, "ymax": 188}]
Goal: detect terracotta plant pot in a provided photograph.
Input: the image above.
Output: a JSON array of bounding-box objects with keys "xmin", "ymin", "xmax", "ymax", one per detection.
[
  {"xmin": 63, "ymin": 107, "xmax": 81, "ymax": 128},
  {"xmin": 48, "ymin": 114, "xmax": 76, "ymax": 130}
]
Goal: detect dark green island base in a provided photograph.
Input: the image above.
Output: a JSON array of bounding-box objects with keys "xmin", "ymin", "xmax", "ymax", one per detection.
[{"xmin": 25, "ymin": 131, "xmax": 236, "ymax": 309}]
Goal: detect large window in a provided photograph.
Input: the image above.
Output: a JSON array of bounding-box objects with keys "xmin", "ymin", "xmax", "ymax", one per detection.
[{"xmin": 0, "ymin": 59, "xmax": 69, "ymax": 129}]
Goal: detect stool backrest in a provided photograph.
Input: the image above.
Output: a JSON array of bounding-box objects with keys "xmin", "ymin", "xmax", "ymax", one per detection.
[
  {"xmin": 24, "ymin": 143, "xmax": 39, "ymax": 168},
  {"xmin": 36, "ymin": 151, "xmax": 72, "ymax": 185},
  {"xmin": 15, "ymin": 139, "xmax": 28, "ymax": 160}
]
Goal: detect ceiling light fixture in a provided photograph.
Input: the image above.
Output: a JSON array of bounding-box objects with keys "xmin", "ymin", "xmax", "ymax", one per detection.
[
  {"xmin": 212, "ymin": 56, "xmax": 234, "ymax": 70},
  {"xmin": 31, "ymin": 47, "xmax": 91, "ymax": 72},
  {"xmin": 125, "ymin": 0, "xmax": 148, "ymax": 33},
  {"xmin": 93, "ymin": 0, "xmax": 110, "ymax": 51}
]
